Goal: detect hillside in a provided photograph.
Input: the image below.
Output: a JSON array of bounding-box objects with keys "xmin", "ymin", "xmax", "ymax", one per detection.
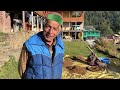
[
  {"xmin": 0, "ymin": 31, "xmax": 35, "ymax": 67},
  {"xmin": 85, "ymin": 11, "xmax": 120, "ymax": 36}
]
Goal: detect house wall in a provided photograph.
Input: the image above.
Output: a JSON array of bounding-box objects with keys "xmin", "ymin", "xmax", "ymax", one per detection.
[
  {"xmin": 62, "ymin": 22, "xmax": 72, "ymax": 30},
  {"xmin": 80, "ymin": 22, "xmax": 84, "ymax": 30},
  {"xmin": 62, "ymin": 11, "xmax": 69, "ymax": 17},
  {"xmin": 60, "ymin": 11, "xmax": 84, "ymax": 22},
  {"xmin": 60, "ymin": 11, "xmax": 84, "ymax": 31}
]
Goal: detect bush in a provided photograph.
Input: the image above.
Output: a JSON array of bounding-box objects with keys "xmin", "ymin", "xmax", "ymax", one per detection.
[{"xmin": 0, "ymin": 55, "xmax": 20, "ymax": 79}]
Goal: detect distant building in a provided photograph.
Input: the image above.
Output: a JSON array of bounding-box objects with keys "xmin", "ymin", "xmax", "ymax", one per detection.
[
  {"xmin": 83, "ymin": 29, "xmax": 101, "ymax": 40},
  {"xmin": 58, "ymin": 11, "xmax": 85, "ymax": 40},
  {"xmin": 57, "ymin": 11, "xmax": 85, "ymax": 31},
  {"xmin": 0, "ymin": 11, "xmax": 85, "ymax": 40},
  {"xmin": 84, "ymin": 26, "xmax": 95, "ymax": 30}
]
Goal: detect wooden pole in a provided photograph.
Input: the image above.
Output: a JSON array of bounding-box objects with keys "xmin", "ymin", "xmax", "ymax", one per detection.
[
  {"xmin": 62, "ymin": 12, "xmax": 63, "ymax": 30},
  {"xmin": 69, "ymin": 11, "xmax": 70, "ymax": 30},
  {"xmin": 22, "ymin": 11, "xmax": 25, "ymax": 30},
  {"xmin": 87, "ymin": 45, "xmax": 99, "ymax": 60},
  {"xmin": 40, "ymin": 17, "xmax": 43, "ymax": 31},
  {"xmin": 37, "ymin": 15, "xmax": 39, "ymax": 31},
  {"xmin": 31, "ymin": 11, "xmax": 34, "ymax": 31}
]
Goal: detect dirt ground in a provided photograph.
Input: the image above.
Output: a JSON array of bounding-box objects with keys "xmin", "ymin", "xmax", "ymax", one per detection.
[
  {"xmin": 62, "ymin": 55, "xmax": 120, "ymax": 79},
  {"xmin": 63, "ymin": 56, "xmax": 87, "ymax": 75},
  {"xmin": 0, "ymin": 31, "xmax": 34, "ymax": 67}
]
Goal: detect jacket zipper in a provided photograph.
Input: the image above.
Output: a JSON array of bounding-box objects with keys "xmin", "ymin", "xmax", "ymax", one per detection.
[
  {"xmin": 51, "ymin": 49, "xmax": 54, "ymax": 79},
  {"xmin": 52, "ymin": 62, "xmax": 54, "ymax": 79},
  {"xmin": 45, "ymin": 46, "xmax": 54, "ymax": 79},
  {"xmin": 51, "ymin": 51, "xmax": 54, "ymax": 79}
]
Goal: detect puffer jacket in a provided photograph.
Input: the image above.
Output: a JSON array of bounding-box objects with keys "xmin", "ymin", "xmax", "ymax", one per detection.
[{"xmin": 23, "ymin": 32, "xmax": 64, "ymax": 79}]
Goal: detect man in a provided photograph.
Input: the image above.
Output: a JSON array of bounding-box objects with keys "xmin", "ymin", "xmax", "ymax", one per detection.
[
  {"xmin": 87, "ymin": 53, "xmax": 97, "ymax": 66},
  {"xmin": 18, "ymin": 13, "xmax": 64, "ymax": 79},
  {"xmin": 86, "ymin": 53, "xmax": 107, "ymax": 71}
]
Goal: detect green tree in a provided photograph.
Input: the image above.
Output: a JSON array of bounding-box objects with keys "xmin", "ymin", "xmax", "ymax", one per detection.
[
  {"xmin": 96, "ymin": 21, "xmax": 113, "ymax": 36},
  {"xmin": 84, "ymin": 11, "xmax": 120, "ymax": 35}
]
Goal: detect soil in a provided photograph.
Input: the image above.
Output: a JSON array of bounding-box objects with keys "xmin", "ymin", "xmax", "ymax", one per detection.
[
  {"xmin": 63, "ymin": 58, "xmax": 86, "ymax": 75},
  {"xmin": 0, "ymin": 31, "xmax": 35, "ymax": 67},
  {"xmin": 62, "ymin": 56, "xmax": 120, "ymax": 79},
  {"xmin": 66, "ymin": 65, "xmax": 86, "ymax": 75}
]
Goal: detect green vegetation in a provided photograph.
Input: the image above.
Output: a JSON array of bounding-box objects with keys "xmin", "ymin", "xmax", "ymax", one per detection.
[
  {"xmin": 0, "ymin": 55, "xmax": 20, "ymax": 79},
  {"xmin": 0, "ymin": 32, "xmax": 8, "ymax": 42},
  {"xmin": 95, "ymin": 38, "xmax": 120, "ymax": 59},
  {"xmin": 64, "ymin": 41, "xmax": 90, "ymax": 57},
  {"xmin": 64, "ymin": 41, "xmax": 107, "ymax": 57},
  {"xmin": 0, "ymin": 32, "xmax": 7, "ymax": 36},
  {"xmin": 85, "ymin": 11, "xmax": 120, "ymax": 36}
]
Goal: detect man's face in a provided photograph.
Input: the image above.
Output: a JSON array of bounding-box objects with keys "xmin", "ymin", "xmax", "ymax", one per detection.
[{"xmin": 43, "ymin": 20, "xmax": 60, "ymax": 42}]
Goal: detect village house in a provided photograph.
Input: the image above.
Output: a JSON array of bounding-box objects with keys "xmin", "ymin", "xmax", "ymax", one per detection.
[
  {"xmin": 0, "ymin": 11, "xmax": 85, "ymax": 40},
  {"xmin": 0, "ymin": 11, "xmax": 45, "ymax": 33}
]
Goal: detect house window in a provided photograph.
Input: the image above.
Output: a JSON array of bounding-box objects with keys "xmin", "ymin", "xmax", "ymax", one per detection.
[
  {"xmin": 63, "ymin": 12, "xmax": 69, "ymax": 17},
  {"xmin": 72, "ymin": 11, "xmax": 82, "ymax": 17},
  {"xmin": 5, "ymin": 12, "xmax": 10, "ymax": 18}
]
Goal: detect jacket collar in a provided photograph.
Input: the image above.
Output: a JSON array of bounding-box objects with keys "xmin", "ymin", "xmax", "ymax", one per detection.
[{"xmin": 28, "ymin": 31, "xmax": 64, "ymax": 49}]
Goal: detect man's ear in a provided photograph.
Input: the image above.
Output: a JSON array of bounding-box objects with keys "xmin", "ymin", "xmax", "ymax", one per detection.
[
  {"xmin": 43, "ymin": 23, "xmax": 45, "ymax": 28},
  {"xmin": 43, "ymin": 18, "xmax": 48, "ymax": 28},
  {"xmin": 57, "ymin": 25, "xmax": 62, "ymax": 35},
  {"xmin": 59, "ymin": 25, "xmax": 62, "ymax": 30}
]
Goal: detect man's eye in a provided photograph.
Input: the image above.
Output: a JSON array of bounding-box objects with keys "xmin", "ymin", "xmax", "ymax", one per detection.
[
  {"xmin": 46, "ymin": 25, "xmax": 50, "ymax": 28},
  {"xmin": 53, "ymin": 28, "xmax": 57, "ymax": 31}
]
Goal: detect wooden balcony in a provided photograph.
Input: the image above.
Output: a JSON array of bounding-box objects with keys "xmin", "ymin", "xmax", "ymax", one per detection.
[{"xmin": 63, "ymin": 17, "xmax": 84, "ymax": 22}]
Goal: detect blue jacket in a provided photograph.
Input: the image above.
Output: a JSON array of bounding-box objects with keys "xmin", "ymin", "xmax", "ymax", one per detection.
[{"xmin": 23, "ymin": 32, "xmax": 64, "ymax": 79}]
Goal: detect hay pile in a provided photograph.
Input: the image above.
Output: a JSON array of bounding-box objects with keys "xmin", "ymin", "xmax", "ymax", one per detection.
[{"xmin": 62, "ymin": 56, "xmax": 120, "ymax": 79}]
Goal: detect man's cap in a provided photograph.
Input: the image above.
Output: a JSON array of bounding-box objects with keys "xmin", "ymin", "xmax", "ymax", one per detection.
[{"xmin": 47, "ymin": 13, "xmax": 63, "ymax": 25}]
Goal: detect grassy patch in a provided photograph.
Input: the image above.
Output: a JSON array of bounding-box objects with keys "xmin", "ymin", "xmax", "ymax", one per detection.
[
  {"xmin": 64, "ymin": 41, "xmax": 90, "ymax": 57},
  {"xmin": 0, "ymin": 32, "xmax": 8, "ymax": 42},
  {"xmin": 64, "ymin": 41, "xmax": 107, "ymax": 57},
  {"xmin": 0, "ymin": 55, "xmax": 20, "ymax": 79},
  {"xmin": 95, "ymin": 38, "xmax": 120, "ymax": 59},
  {"xmin": 0, "ymin": 32, "xmax": 7, "ymax": 36}
]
